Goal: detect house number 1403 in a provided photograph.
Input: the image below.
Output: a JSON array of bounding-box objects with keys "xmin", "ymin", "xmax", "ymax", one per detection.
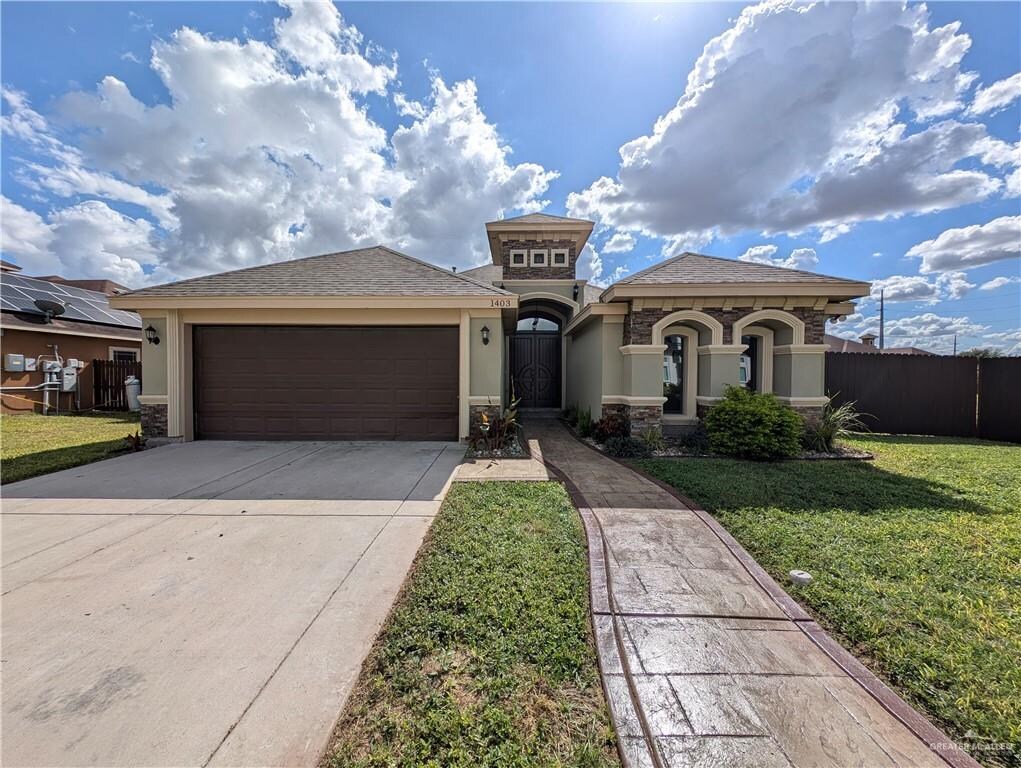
[{"xmin": 490, "ymin": 298, "xmax": 514, "ymax": 308}]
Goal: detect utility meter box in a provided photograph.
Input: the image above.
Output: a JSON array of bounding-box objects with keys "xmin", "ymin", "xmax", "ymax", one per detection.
[
  {"xmin": 41, "ymin": 360, "xmax": 61, "ymax": 373},
  {"xmin": 4, "ymin": 353, "xmax": 25, "ymax": 372},
  {"xmin": 24, "ymin": 357, "xmax": 37, "ymax": 372},
  {"xmin": 61, "ymin": 367, "xmax": 78, "ymax": 392}
]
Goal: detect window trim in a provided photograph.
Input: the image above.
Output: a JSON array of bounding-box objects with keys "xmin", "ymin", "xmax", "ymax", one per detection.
[
  {"xmin": 109, "ymin": 346, "xmax": 139, "ymax": 362},
  {"xmin": 509, "ymin": 249, "xmax": 528, "ymax": 267},
  {"xmin": 530, "ymin": 249, "xmax": 549, "ymax": 267},
  {"xmin": 551, "ymin": 248, "xmax": 569, "ymax": 266}
]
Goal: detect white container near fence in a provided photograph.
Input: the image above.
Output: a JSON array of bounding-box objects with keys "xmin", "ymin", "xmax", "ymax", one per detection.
[{"xmin": 124, "ymin": 376, "xmax": 141, "ymax": 412}]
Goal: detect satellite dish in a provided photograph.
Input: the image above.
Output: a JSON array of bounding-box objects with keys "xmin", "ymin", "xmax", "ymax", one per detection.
[{"xmin": 33, "ymin": 298, "xmax": 66, "ymax": 323}]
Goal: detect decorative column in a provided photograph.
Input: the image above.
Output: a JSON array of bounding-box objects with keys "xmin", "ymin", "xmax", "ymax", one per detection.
[
  {"xmin": 618, "ymin": 344, "xmax": 667, "ymax": 435},
  {"xmin": 773, "ymin": 344, "xmax": 829, "ymax": 425},
  {"xmin": 695, "ymin": 344, "xmax": 747, "ymax": 418}
]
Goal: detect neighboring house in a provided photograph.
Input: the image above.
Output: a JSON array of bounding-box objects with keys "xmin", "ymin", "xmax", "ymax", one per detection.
[
  {"xmin": 1, "ymin": 265, "xmax": 143, "ymax": 414},
  {"xmin": 825, "ymin": 333, "xmax": 935, "ymax": 355},
  {"xmin": 109, "ymin": 213, "xmax": 870, "ymax": 441}
]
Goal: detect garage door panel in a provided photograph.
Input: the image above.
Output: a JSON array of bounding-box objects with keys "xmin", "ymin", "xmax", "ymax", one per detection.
[{"xmin": 194, "ymin": 326, "xmax": 458, "ymax": 440}]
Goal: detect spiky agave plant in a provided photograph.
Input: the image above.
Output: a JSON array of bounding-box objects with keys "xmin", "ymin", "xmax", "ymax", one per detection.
[{"xmin": 808, "ymin": 398, "xmax": 870, "ymax": 452}]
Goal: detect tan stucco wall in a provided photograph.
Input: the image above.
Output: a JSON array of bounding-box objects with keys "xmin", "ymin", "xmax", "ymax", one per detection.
[
  {"xmin": 622, "ymin": 352, "xmax": 664, "ymax": 399},
  {"xmin": 601, "ymin": 321, "xmax": 625, "ymax": 397},
  {"xmin": 140, "ymin": 316, "xmax": 168, "ymax": 397},
  {"xmin": 566, "ymin": 318, "xmax": 603, "ymax": 419},
  {"xmin": 773, "ymin": 350, "xmax": 825, "ymax": 398},
  {"xmin": 503, "ymin": 281, "xmax": 581, "ymax": 306},
  {"xmin": 698, "ymin": 349, "xmax": 744, "ymax": 398},
  {"xmin": 470, "ymin": 316, "xmax": 502, "ymax": 399}
]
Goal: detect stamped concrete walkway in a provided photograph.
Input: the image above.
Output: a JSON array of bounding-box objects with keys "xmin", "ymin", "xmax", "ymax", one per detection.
[{"xmin": 528, "ymin": 420, "xmax": 974, "ymax": 768}]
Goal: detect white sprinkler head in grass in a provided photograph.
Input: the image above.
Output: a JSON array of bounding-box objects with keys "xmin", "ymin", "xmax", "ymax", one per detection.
[{"xmin": 789, "ymin": 570, "xmax": 813, "ymax": 586}]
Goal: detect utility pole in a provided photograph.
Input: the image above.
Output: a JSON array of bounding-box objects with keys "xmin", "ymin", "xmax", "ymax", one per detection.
[
  {"xmin": 953, "ymin": 334, "xmax": 957, "ymax": 356},
  {"xmin": 879, "ymin": 289, "xmax": 885, "ymax": 350}
]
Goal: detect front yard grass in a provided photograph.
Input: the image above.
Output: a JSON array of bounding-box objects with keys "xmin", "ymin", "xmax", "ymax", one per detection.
[
  {"xmin": 634, "ymin": 435, "xmax": 1021, "ymax": 768},
  {"xmin": 323, "ymin": 481, "xmax": 619, "ymax": 768},
  {"xmin": 1, "ymin": 412, "xmax": 141, "ymax": 484}
]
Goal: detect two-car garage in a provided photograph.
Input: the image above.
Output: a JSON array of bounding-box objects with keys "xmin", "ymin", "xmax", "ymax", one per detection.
[
  {"xmin": 110, "ymin": 245, "xmax": 513, "ymax": 443},
  {"xmin": 193, "ymin": 326, "xmax": 459, "ymax": 441}
]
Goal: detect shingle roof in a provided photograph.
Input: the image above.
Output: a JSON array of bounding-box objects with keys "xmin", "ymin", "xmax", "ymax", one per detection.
[
  {"xmin": 486, "ymin": 212, "xmax": 593, "ymax": 226},
  {"xmin": 613, "ymin": 252, "xmax": 865, "ymax": 286},
  {"xmin": 121, "ymin": 246, "xmax": 511, "ymax": 298}
]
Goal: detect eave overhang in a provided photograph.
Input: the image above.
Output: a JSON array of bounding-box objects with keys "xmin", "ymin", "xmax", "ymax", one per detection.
[{"xmin": 109, "ymin": 294, "xmax": 520, "ymax": 311}]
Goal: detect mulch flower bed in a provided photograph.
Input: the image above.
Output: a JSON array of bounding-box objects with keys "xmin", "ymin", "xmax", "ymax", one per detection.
[
  {"xmin": 465, "ymin": 433, "xmax": 528, "ymax": 460},
  {"xmin": 572, "ymin": 425, "xmax": 873, "ymax": 461}
]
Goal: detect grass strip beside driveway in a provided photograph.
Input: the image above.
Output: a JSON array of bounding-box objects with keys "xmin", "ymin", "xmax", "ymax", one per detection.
[
  {"xmin": 634, "ymin": 434, "xmax": 1021, "ymax": 768},
  {"xmin": 1, "ymin": 413, "xmax": 141, "ymax": 484},
  {"xmin": 324, "ymin": 481, "xmax": 619, "ymax": 768}
]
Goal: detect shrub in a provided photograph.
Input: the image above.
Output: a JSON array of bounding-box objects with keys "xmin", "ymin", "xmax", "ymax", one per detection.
[
  {"xmin": 577, "ymin": 408, "xmax": 594, "ymax": 438},
  {"xmin": 604, "ymin": 436, "xmax": 651, "ymax": 458},
  {"xmin": 593, "ymin": 413, "xmax": 629, "ymax": 443},
  {"xmin": 641, "ymin": 426, "xmax": 665, "ymax": 452},
  {"xmin": 704, "ymin": 386, "xmax": 802, "ymax": 461},
  {"xmin": 562, "ymin": 405, "xmax": 579, "ymax": 426},
  {"xmin": 677, "ymin": 422, "xmax": 710, "ymax": 454},
  {"xmin": 802, "ymin": 398, "xmax": 869, "ymax": 452}
]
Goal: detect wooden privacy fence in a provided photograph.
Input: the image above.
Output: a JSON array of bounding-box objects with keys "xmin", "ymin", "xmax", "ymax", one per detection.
[
  {"xmin": 92, "ymin": 359, "xmax": 142, "ymax": 411},
  {"xmin": 825, "ymin": 352, "xmax": 1020, "ymax": 442}
]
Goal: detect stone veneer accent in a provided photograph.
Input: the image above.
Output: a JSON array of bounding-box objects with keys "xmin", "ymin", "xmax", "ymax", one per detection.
[
  {"xmin": 599, "ymin": 402, "xmax": 663, "ymax": 437},
  {"xmin": 141, "ymin": 403, "xmax": 168, "ymax": 439},
  {"xmin": 468, "ymin": 403, "xmax": 502, "ymax": 438},
  {"xmin": 623, "ymin": 306, "xmax": 826, "ymax": 345},
  {"xmin": 790, "ymin": 404, "xmax": 825, "ymax": 427},
  {"xmin": 500, "ymin": 238, "xmax": 576, "ymax": 280},
  {"xmin": 625, "ymin": 405, "xmax": 663, "ymax": 436}
]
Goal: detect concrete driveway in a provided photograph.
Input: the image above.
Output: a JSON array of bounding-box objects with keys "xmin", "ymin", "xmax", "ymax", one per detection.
[{"xmin": 1, "ymin": 440, "xmax": 463, "ymax": 768}]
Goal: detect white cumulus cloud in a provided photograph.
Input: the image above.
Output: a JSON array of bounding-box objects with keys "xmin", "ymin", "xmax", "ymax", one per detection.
[
  {"xmin": 603, "ymin": 231, "xmax": 636, "ymax": 254},
  {"xmin": 906, "ymin": 215, "xmax": 1021, "ymax": 273},
  {"xmin": 567, "ymin": 1, "xmax": 1005, "ymax": 247},
  {"xmin": 968, "ymin": 71, "xmax": 1021, "ymax": 115},
  {"xmin": 1, "ymin": 1, "xmax": 556, "ymax": 284},
  {"xmin": 979, "ymin": 275, "xmax": 1021, "ymax": 291},
  {"xmin": 739, "ymin": 244, "xmax": 818, "ymax": 270}
]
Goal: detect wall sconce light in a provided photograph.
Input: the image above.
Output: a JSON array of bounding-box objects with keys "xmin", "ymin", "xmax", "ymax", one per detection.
[
  {"xmin": 572, "ymin": 283, "xmax": 580, "ymax": 301},
  {"xmin": 144, "ymin": 324, "xmax": 160, "ymax": 345},
  {"xmin": 481, "ymin": 325, "xmax": 490, "ymax": 346}
]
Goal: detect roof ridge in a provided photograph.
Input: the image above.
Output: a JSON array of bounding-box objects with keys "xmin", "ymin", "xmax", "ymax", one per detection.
[
  {"xmin": 486, "ymin": 211, "xmax": 593, "ymax": 225},
  {"xmin": 611, "ymin": 252, "xmax": 692, "ymax": 285},
  {"xmin": 374, "ymin": 246, "xmax": 512, "ymax": 295},
  {"xmin": 120, "ymin": 245, "xmax": 511, "ymax": 298},
  {"xmin": 683, "ymin": 251, "xmax": 861, "ymax": 284},
  {"xmin": 609, "ymin": 250, "xmax": 865, "ymax": 288},
  {"xmin": 117, "ymin": 247, "xmax": 374, "ymax": 297}
]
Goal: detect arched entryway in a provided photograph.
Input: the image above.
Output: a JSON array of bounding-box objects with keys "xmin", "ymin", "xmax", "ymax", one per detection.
[{"xmin": 511, "ymin": 299, "xmax": 569, "ymax": 408}]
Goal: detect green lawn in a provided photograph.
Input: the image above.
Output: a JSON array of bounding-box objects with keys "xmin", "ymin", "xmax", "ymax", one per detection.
[
  {"xmin": 323, "ymin": 481, "xmax": 619, "ymax": 768},
  {"xmin": 634, "ymin": 435, "xmax": 1021, "ymax": 768},
  {"xmin": 1, "ymin": 412, "xmax": 141, "ymax": 484}
]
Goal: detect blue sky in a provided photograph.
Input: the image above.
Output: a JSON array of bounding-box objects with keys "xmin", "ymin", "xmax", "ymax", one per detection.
[{"xmin": 1, "ymin": 1, "xmax": 1019, "ymax": 353}]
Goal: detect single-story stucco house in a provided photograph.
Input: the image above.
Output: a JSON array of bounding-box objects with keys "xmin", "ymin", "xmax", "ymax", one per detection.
[{"xmin": 109, "ymin": 213, "xmax": 870, "ymax": 442}]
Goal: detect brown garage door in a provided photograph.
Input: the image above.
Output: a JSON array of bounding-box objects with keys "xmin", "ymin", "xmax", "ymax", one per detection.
[{"xmin": 193, "ymin": 326, "xmax": 458, "ymax": 440}]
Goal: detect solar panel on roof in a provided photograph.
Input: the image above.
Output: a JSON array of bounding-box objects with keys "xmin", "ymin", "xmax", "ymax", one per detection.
[{"xmin": 0, "ymin": 273, "xmax": 141, "ymax": 329}]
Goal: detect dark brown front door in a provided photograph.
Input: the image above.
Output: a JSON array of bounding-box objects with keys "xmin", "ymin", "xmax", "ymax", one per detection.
[
  {"xmin": 510, "ymin": 333, "xmax": 561, "ymax": 408},
  {"xmin": 193, "ymin": 326, "xmax": 458, "ymax": 440}
]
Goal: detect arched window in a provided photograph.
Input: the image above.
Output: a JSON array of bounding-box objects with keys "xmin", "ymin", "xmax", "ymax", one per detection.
[
  {"xmin": 516, "ymin": 315, "xmax": 560, "ymax": 332},
  {"xmin": 663, "ymin": 334, "xmax": 686, "ymax": 414}
]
